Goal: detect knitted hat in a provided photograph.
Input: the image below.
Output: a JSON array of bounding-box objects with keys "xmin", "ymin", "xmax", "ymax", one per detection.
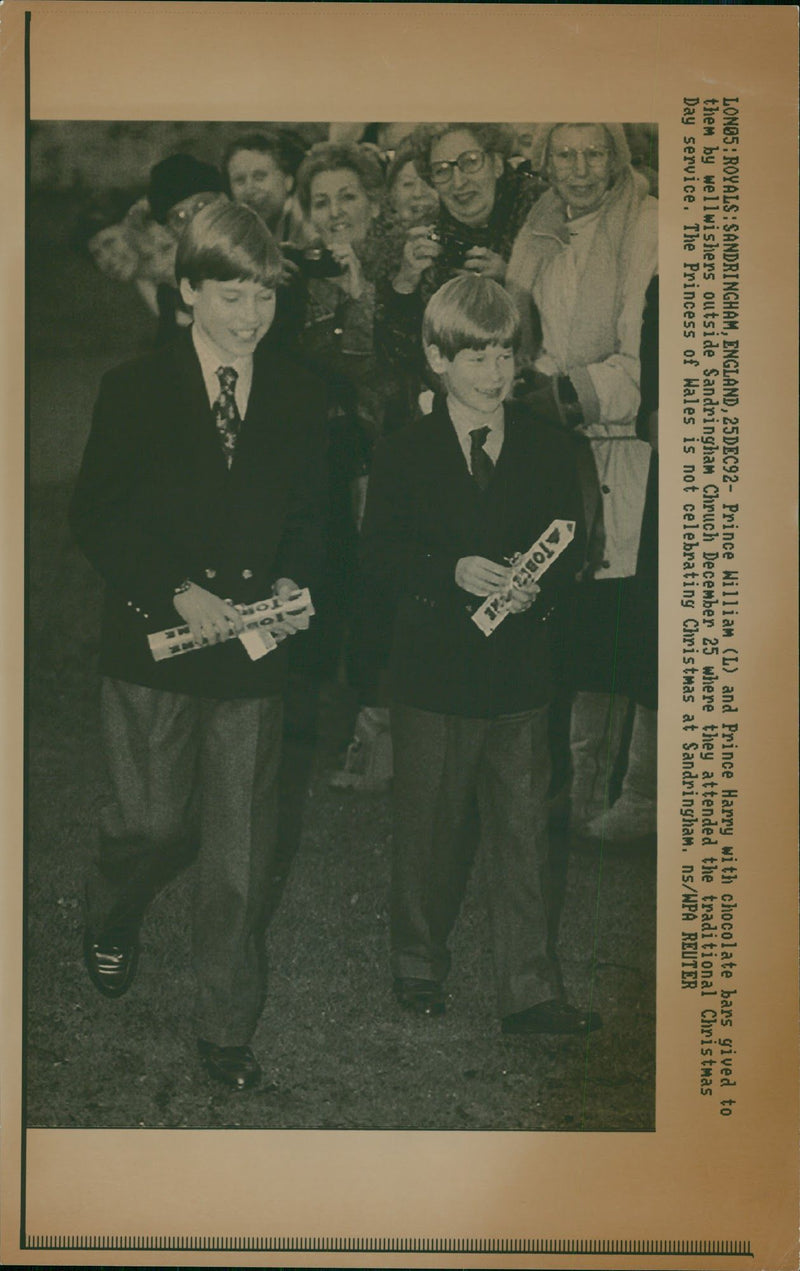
[{"xmin": 147, "ymin": 154, "xmax": 225, "ymax": 223}]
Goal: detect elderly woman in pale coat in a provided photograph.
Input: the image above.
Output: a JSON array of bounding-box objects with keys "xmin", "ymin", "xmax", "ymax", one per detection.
[{"xmin": 506, "ymin": 122, "xmax": 658, "ymax": 841}]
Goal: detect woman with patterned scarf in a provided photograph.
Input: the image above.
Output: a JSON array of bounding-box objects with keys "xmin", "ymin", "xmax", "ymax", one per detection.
[{"xmin": 506, "ymin": 123, "xmax": 658, "ymax": 842}]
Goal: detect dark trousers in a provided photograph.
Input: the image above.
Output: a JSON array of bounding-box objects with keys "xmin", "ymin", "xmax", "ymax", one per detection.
[
  {"xmin": 565, "ymin": 576, "xmax": 657, "ymax": 709},
  {"xmin": 86, "ymin": 678, "xmax": 283, "ymax": 1047},
  {"xmin": 389, "ymin": 703, "xmax": 561, "ymax": 1018}
]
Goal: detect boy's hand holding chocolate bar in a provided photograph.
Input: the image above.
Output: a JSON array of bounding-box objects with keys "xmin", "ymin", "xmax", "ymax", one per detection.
[
  {"xmin": 454, "ymin": 555, "xmax": 512, "ymax": 597},
  {"xmin": 455, "ymin": 556, "xmax": 541, "ymax": 614},
  {"xmin": 471, "ymin": 519, "xmax": 576, "ymax": 636},
  {"xmin": 173, "ymin": 582, "xmax": 245, "ymax": 646},
  {"xmin": 149, "ymin": 584, "xmax": 314, "ymax": 662}
]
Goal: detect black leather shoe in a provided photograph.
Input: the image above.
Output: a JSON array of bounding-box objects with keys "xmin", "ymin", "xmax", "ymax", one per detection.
[
  {"xmin": 83, "ymin": 926, "xmax": 139, "ymax": 998},
  {"xmin": 393, "ymin": 977, "xmax": 446, "ymax": 1017},
  {"xmin": 501, "ymin": 999, "xmax": 603, "ymax": 1036},
  {"xmin": 197, "ymin": 1039, "xmax": 262, "ymax": 1090}
]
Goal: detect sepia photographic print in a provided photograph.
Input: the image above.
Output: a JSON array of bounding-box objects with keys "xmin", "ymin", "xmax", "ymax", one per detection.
[
  {"xmin": 2, "ymin": 4, "xmax": 797, "ymax": 1268},
  {"xmin": 25, "ymin": 114, "xmax": 658, "ymax": 1137}
]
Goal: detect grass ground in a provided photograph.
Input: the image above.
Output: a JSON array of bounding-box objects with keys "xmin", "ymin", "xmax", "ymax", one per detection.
[{"xmin": 24, "ymin": 239, "xmax": 656, "ymax": 1133}]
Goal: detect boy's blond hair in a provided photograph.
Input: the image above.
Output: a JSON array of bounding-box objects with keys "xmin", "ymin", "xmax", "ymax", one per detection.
[{"xmin": 422, "ymin": 274, "xmax": 520, "ymax": 361}]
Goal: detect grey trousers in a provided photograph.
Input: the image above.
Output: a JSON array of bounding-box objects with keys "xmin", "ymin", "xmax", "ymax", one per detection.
[
  {"xmin": 86, "ymin": 678, "xmax": 283, "ymax": 1046},
  {"xmin": 389, "ymin": 703, "xmax": 562, "ymax": 1018}
]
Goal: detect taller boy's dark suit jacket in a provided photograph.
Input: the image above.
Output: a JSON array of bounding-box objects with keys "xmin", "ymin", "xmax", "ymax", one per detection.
[
  {"xmin": 70, "ymin": 329, "xmax": 327, "ymax": 699},
  {"xmin": 360, "ymin": 395, "xmax": 584, "ymax": 719}
]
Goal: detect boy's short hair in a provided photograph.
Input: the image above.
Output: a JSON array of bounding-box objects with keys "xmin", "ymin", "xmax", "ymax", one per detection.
[
  {"xmin": 295, "ymin": 141, "xmax": 385, "ymax": 215},
  {"xmin": 175, "ymin": 199, "xmax": 282, "ymax": 289},
  {"xmin": 422, "ymin": 275, "xmax": 520, "ymax": 361}
]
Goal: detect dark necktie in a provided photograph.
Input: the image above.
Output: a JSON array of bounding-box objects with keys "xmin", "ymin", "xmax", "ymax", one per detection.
[
  {"xmin": 469, "ymin": 425, "xmax": 494, "ymax": 491},
  {"xmin": 214, "ymin": 365, "xmax": 242, "ymax": 467}
]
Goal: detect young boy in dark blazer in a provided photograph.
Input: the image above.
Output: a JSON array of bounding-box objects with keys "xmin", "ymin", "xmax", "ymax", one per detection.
[
  {"xmin": 71, "ymin": 200, "xmax": 327, "ymax": 1089},
  {"xmin": 361, "ymin": 275, "xmax": 601, "ymax": 1035}
]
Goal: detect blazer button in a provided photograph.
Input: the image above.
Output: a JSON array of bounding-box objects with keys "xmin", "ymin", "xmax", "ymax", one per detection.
[
  {"xmin": 204, "ymin": 567, "xmax": 217, "ymax": 579},
  {"xmin": 600, "ymin": 560, "xmax": 610, "ymax": 570},
  {"xmin": 241, "ymin": 568, "xmax": 253, "ymax": 580},
  {"xmin": 601, "ymin": 484, "xmax": 611, "ymax": 494}
]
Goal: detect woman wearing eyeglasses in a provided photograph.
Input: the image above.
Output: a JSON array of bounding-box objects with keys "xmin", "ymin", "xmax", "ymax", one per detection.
[
  {"xmin": 506, "ymin": 123, "xmax": 659, "ymax": 845},
  {"xmin": 376, "ymin": 124, "xmax": 545, "ymax": 402}
]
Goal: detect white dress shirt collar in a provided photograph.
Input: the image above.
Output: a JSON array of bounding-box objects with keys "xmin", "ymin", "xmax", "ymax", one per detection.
[{"xmin": 446, "ymin": 395, "xmax": 505, "ymax": 468}]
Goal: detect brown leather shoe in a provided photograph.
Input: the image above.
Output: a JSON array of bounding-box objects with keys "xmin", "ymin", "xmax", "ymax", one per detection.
[
  {"xmin": 197, "ymin": 1039, "xmax": 262, "ymax": 1090},
  {"xmin": 501, "ymin": 999, "xmax": 603, "ymax": 1036},
  {"xmin": 393, "ymin": 977, "xmax": 446, "ymax": 1017}
]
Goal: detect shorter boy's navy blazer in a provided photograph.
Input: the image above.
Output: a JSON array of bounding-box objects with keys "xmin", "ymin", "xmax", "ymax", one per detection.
[
  {"xmin": 360, "ymin": 395, "xmax": 584, "ymax": 719},
  {"xmin": 70, "ymin": 328, "xmax": 328, "ymax": 699}
]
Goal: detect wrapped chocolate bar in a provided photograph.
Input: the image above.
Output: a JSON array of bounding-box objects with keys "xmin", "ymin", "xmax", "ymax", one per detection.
[
  {"xmin": 472, "ymin": 520, "xmax": 575, "ymax": 636},
  {"xmin": 147, "ymin": 589, "xmax": 314, "ymax": 662}
]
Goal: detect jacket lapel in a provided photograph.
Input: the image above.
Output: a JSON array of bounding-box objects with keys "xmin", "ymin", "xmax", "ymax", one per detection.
[
  {"xmin": 169, "ymin": 329, "xmax": 283, "ymax": 479},
  {"xmin": 229, "ymin": 343, "xmax": 301, "ymax": 498},
  {"xmin": 167, "ymin": 328, "xmax": 230, "ymax": 475},
  {"xmin": 491, "ymin": 404, "xmax": 522, "ymax": 488},
  {"xmin": 428, "ymin": 394, "xmax": 482, "ymax": 506},
  {"xmin": 234, "ymin": 342, "xmax": 285, "ymax": 463},
  {"xmin": 477, "ymin": 405, "xmax": 542, "ymax": 552},
  {"xmin": 241, "ymin": 338, "xmax": 275, "ymax": 430}
]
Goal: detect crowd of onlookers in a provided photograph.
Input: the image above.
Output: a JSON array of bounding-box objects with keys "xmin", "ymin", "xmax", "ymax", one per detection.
[{"xmin": 74, "ymin": 121, "xmax": 659, "ymax": 844}]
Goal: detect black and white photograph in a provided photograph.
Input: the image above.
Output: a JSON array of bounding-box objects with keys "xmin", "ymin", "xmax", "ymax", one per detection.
[
  {"xmin": 25, "ymin": 116, "xmax": 659, "ymax": 1132},
  {"xmin": 4, "ymin": 2, "xmax": 799, "ymax": 1265}
]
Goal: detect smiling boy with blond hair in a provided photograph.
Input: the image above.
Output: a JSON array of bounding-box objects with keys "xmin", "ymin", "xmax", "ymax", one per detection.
[{"xmin": 361, "ymin": 274, "xmax": 601, "ymax": 1036}]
